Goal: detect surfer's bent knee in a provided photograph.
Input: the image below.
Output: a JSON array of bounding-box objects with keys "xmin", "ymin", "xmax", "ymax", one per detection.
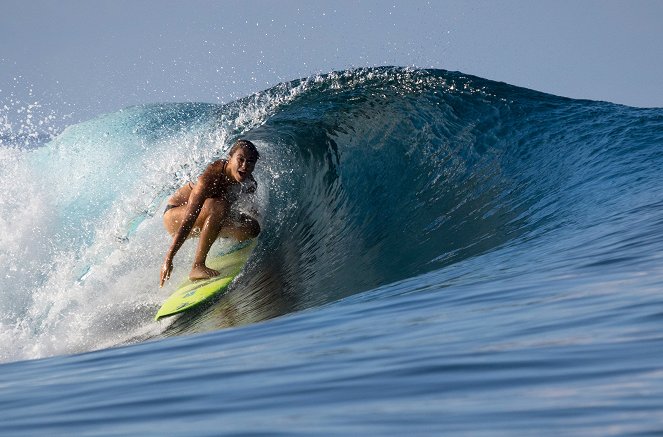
[
  {"xmin": 246, "ymin": 217, "xmax": 260, "ymax": 237},
  {"xmin": 237, "ymin": 214, "xmax": 260, "ymax": 238}
]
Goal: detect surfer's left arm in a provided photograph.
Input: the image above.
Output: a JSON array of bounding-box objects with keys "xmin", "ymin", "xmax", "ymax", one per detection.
[{"xmin": 246, "ymin": 174, "xmax": 257, "ymax": 194}]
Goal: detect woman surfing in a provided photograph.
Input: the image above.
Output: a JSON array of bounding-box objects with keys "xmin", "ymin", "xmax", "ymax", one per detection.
[{"xmin": 159, "ymin": 139, "xmax": 261, "ymax": 287}]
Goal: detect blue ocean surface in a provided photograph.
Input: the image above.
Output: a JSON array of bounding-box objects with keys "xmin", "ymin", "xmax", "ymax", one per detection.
[{"xmin": 1, "ymin": 67, "xmax": 663, "ymax": 435}]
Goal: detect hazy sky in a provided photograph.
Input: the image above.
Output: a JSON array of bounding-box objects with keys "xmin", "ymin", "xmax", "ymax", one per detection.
[{"xmin": 2, "ymin": 0, "xmax": 661, "ymax": 125}]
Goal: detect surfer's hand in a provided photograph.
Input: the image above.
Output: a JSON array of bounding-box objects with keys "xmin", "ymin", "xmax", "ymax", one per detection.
[{"xmin": 160, "ymin": 258, "xmax": 173, "ymax": 287}]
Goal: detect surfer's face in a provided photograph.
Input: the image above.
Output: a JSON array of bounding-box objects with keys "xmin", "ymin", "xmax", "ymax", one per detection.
[{"xmin": 228, "ymin": 147, "xmax": 258, "ymax": 182}]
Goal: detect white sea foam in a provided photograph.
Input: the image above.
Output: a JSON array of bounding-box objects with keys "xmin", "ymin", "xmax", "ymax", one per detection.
[{"xmin": 0, "ymin": 83, "xmax": 294, "ymax": 361}]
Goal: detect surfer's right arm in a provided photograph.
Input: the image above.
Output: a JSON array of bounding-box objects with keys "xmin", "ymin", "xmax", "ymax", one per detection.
[{"xmin": 159, "ymin": 178, "xmax": 210, "ymax": 287}]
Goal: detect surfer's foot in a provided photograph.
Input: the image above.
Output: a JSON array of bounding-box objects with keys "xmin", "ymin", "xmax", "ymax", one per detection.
[{"xmin": 189, "ymin": 264, "xmax": 220, "ymax": 281}]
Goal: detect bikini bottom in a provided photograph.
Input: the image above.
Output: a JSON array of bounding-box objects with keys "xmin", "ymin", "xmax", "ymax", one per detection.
[{"xmin": 163, "ymin": 204, "xmax": 178, "ymax": 215}]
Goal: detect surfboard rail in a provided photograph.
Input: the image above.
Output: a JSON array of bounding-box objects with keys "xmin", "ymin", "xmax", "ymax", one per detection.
[{"xmin": 155, "ymin": 241, "xmax": 255, "ymax": 321}]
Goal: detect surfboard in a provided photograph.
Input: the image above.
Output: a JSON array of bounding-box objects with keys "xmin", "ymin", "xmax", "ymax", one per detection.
[{"xmin": 155, "ymin": 241, "xmax": 256, "ymax": 321}]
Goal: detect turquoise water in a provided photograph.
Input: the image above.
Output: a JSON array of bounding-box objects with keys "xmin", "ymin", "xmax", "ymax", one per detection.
[{"xmin": 1, "ymin": 68, "xmax": 663, "ymax": 435}]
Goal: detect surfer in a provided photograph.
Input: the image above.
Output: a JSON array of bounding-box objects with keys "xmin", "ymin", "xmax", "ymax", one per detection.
[{"xmin": 159, "ymin": 139, "xmax": 261, "ymax": 287}]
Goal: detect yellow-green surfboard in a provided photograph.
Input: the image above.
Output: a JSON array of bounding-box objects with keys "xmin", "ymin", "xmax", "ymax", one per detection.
[{"xmin": 155, "ymin": 241, "xmax": 255, "ymax": 321}]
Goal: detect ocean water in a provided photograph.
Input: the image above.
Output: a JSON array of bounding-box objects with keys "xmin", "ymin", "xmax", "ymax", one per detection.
[{"xmin": 1, "ymin": 67, "xmax": 663, "ymax": 435}]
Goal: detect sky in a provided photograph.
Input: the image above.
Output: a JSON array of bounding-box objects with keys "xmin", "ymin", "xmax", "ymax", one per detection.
[{"xmin": 1, "ymin": 0, "xmax": 662, "ymax": 126}]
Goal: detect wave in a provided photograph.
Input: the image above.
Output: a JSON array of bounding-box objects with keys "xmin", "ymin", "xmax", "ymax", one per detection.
[{"xmin": 1, "ymin": 67, "xmax": 662, "ymax": 362}]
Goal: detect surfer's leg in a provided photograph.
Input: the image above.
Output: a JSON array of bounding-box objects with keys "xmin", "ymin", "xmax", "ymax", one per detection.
[
  {"xmin": 189, "ymin": 198, "xmax": 230, "ymax": 280},
  {"xmin": 218, "ymin": 212, "xmax": 261, "ymax": 242},
  {"xmin": 163, "ymin": 200, "xmax": 256, "ymax": 281},
  {"xmin": 163, "ymin": 203, "xmax": 212, "ymax": 238}
]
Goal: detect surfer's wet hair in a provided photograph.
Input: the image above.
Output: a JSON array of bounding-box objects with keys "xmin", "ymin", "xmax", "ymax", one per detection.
[{"xmin": 229, "ymin": 139, "xmax": 260, "ymax": 160}]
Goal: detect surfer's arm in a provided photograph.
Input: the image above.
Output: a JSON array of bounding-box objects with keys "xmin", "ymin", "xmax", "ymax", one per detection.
[{"xmin": 246, "ymin": 174, "xmax": 257, "ymax": 194}]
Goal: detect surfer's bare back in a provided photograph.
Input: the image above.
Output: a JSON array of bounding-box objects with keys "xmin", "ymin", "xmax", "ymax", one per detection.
[{"xmin": 160, "ymin": 139, "xmax": 261, "ymax": 287}]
